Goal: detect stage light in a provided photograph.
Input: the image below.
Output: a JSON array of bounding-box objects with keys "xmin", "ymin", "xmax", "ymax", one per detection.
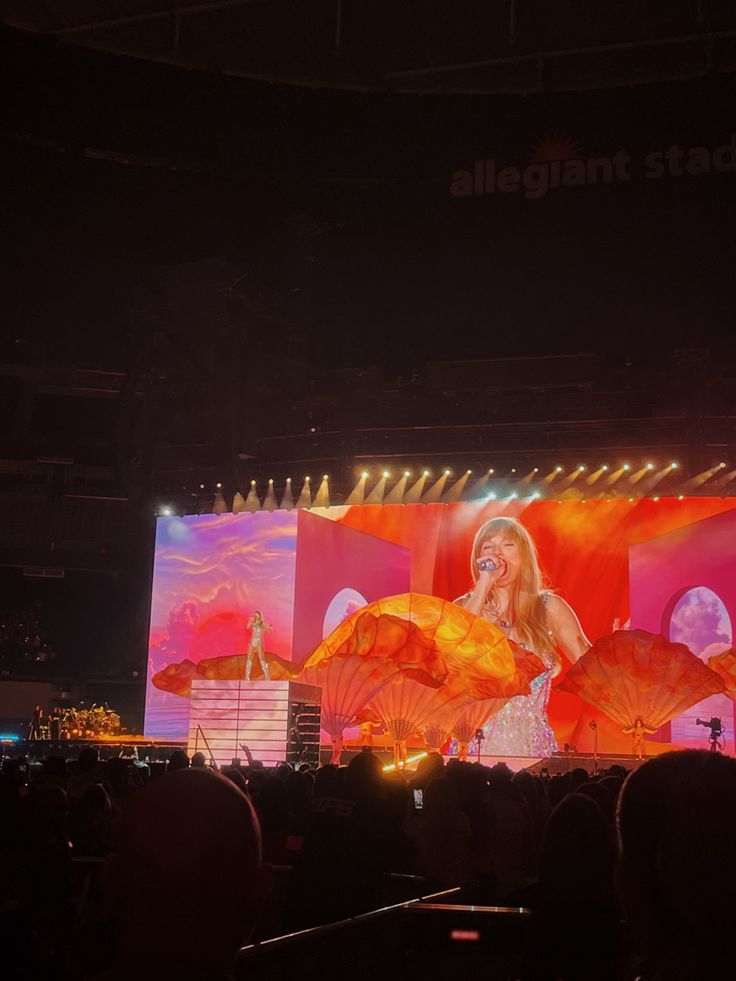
[
  {"xmin": 444, "ymin": 469, "xmax": 473, "ymax": 502},
  {"xmin": 263, "ymin": 480, "xmax": 279, "ymax": 511},
  {"xmin": 405, "ymin": 470, "xmax": 430, "ymax": 503},
  {"xmin": 509, "ymin": 492, "xmax": 518, "ymax": 500},
  {"xmin": 199, "ymin": 483, "xmax": 205, "ymax": 489},
  {"xmin": 159, "ymin": 506, "xmax": 173, "ymax": 517},
  {"xmin": 628, "ymin": 497, "xmax": 635, "ymax": 502},
  {"xmin": 296, "ymin": 477, "xmax": 313, "ymax": 509},
  {"xmin": 487, "ymin": 492, "xmax": 497, "ymax": 501},
  {"xmin": 323, "ymin": 474, "xmax": 329, "ymax": 480},
  {"xmin": 556, "ymin": 466, "xmax": 563, "ymax": 473},
  {"xmin": 245, "ymin": 482, "xmax": 262, "ymax": 511},
  {"xmin": 533, "ymin": 467, "xmax": 539, "ymax": 473},
  {"xmin": 510, "ymin": 468, "xmax": 517, "ymax": 474},
  {"xmin": 313, "ymin": 475, "xmax": 330, "ymax": 508},
  {"xmin": 602, "ymin": 465, "xmax": 609, "ymax": 472},
  {"xmin": 216, "ymin": 482, "xmax": 222, "ymax": 489},
  {"xmin": 578, "ymin": 465, "xmax": 586, "ymax": 472},
  {"xmin": 531, "ymin": 491, "xmax": 541, "ymax": 500},
  {"xmin": 423, "ymin": 469, "xmax": 451, "ymax": 503},
  {"xmin": 386, "ymin": 469, "xmax": 411, "ymax": 504},
  {"xmin": 679, "ymin": 462, "xmax": 722, "ymax": 490},
  {"xmin": 623, "ymin": 464, "xmax": 631, "ymax": 471},
  {"xmin": 287, "ymin": 477, "xmax": 292, "ymax": 483},
  {"xmin": 213, "ymin": 489, "xmax": 227, "ymax": 515},
  {"xmin": 719, "ymin": 462, "xmax": 727, "ymax": 469},
  {"xmin": 488, "ymin": 468, "xmax": 495, "ymax": 475},
  {"xmin": 652, "ymin": 496, "xmax": 660, "ymax": 502},
  {"xmin": 670, "ymin": 462, "xmax": 679, "ymax": 469},
  {"xmin": 646, "ymin": 462, "xmax": 654, "ymax": 470},
  {"xmin": 678, "ymin": 494, "xmax": 685, "ymax": 500},
  {"xmin": 347, "ymin": 471, "xmax": 370, "ymax": 506},
  {"xmin": 586, "ymin": 465, "xmax": 608, "ymax": 486},
  {"xmin": 383, "ymin": 470, "xmax": 390, "ymax": 479}
]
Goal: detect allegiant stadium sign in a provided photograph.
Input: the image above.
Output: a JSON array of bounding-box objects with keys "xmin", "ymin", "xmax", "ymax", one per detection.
[{"xmin": 449, "ymin": 133, "xmax": 736, "ymax": 200}]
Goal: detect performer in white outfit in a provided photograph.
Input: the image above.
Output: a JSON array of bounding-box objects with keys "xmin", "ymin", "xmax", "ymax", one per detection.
[{"xmin": 245, "ymin": 610, "xmax": 272, "ymax": 681}]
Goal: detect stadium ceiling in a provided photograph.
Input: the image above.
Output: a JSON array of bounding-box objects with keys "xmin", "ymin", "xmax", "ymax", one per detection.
[{"xmin": 2, "ymin": 0, "xmax": 736, "ymax": 94}]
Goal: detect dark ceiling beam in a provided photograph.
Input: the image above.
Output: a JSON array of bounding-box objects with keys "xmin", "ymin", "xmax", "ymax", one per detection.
[
  {"xmin": 51, "ymin": 0, "xmax": 267, "ymax": 37},
  {"xmin": 383, "ymin": 29, "xmax": 735, "ymax": 80}
]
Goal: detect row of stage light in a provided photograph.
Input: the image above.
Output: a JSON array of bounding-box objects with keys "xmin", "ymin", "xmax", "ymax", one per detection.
[{"xmin": 158, "ymin": 461, "xmax": 735, "ymax": 515}]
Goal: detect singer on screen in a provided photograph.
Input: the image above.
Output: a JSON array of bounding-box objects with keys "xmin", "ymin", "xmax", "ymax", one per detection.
[{"xmin": 454, "ymin": 516, "xmax": 590, "ymax": 756}]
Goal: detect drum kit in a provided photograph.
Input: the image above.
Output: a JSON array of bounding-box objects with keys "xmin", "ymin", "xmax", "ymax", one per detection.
[{"xmin": 33, "ymin": 703, "xmax": 122, "ymax": 740}]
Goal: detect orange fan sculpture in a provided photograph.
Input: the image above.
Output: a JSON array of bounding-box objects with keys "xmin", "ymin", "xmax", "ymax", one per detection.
[
  {"xmin": 308, "ymin": 594, "xmax": 545, "ymax": 765},
  {"xmin": 308, "ymin": 594, "xmax": 543, "ymax": 698},
  {"xmin": 707, "ymin": 648, "xmax": 736, "ymax": 702},
  {"xmin": 559, "ymin": 629, "xmax": 726, "ymax": 743},
  {"xmin": 298, "ymin": 655, "xmax": 399, "ymax": 763},
  {"xmin": 368, "ymin": 674, "xmax": 470, "ymax": 765}
]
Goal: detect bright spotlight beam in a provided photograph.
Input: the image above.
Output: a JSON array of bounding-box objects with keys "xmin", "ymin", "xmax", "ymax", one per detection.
[
  {"xmin": 422, "ymin": 470, "xmax": 450, "ymax": 503},
  {"xmin": 313, "ymin": 475, "xmax": 330, "ymax": 508},
  {"xmin": 404, "ymin": 471, "xmax": 429, "ymax": 503},
  {"xmin": 604, "ymin": 466, "xmax": 627, "ymax": 486},
  {"xmin": 345, "ymin": 471, "xmax": 369, "ymax": 506},
  {"xmin": 296, "ymin": 476, "xmax": 312, "ymax": 509},
  {"xmin": 585, "ymin": 466, "xmax": 607, "ymax": 486},
  {"xmin": 443, "ymin": 471, "xmax": 472, "ymax": 502},
  {"xmin": 364, "ymin": 473, "xmax": 388, "ymax": 505},
  {"xmin": 543, "ymin": 467, "xmax": 563, "ymax": 485},
  {"xmin": 385, "ymin": 473, "xmax": 409, "ymax": 504}
]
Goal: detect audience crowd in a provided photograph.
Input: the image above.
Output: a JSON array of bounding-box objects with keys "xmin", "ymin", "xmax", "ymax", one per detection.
[{"xmin": 1, "ymin": 744, "xmax": 735, "ymax": 980}]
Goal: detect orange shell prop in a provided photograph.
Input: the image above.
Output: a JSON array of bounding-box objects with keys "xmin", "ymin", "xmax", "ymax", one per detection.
[
  {"xmin": 151, "ymin": 658, "xmax": 201, "ymax": 698},
  {"xmin": 197, "ymin": 650, "xmax": 298, "ymax": 683},
  {"xmin": 305, "ymin": 593, "xmax": 544, "ymax": 700},
  {"xmin": 707, "ymin": 648, "xmax": 736, "ymax": 702},
  {"xmin": 298, "ymin": 654, "xmax": 399, "ymax": 737},
  {"xmin": 151, "ymin": 650, "xmax": 298, "ymax": 697},
  {"xmin": 559, "ymin": 629, "xmax": 726, "ymax": 730}
]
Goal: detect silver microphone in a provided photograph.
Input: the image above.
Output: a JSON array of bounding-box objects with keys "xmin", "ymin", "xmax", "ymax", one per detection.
[{"xmin": 476, "ymin": 557, "xmax": 499, "ymax": 573}]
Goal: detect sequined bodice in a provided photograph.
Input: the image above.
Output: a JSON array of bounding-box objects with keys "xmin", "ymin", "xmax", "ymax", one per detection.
[{"xmin": 479, "ymin": 594, "xmax": 558, "ymax": 757}]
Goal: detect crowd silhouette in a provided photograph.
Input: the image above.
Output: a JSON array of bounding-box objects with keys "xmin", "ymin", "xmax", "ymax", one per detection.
[{"xmin": 1, "ymin": 745, "xmax": 735, "ymax": 980}]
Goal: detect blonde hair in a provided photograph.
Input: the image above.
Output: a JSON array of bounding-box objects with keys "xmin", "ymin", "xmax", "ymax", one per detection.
[{"xmin": 470, "ymin": 516, "xmax": 554, "ymax": 659}]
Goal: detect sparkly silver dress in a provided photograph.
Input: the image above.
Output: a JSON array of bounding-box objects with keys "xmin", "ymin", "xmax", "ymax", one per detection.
[
  {"xmin": 459, "ymin": 591, "xmax": 559, "ymax": 758},
  {"xmin": 482, "ymin": 642, "xmax": 558, "ymax": 757}
]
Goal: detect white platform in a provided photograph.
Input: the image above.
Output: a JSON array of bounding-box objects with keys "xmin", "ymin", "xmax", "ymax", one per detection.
[{"xmin": 187, "ymin": 679, "xmax": 320, "ymax": 768}]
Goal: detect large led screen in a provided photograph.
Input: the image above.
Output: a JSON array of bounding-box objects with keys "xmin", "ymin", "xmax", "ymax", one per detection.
[{"xmin": 145, "ymin": 498, "xmax": 736, "ymax": 755}]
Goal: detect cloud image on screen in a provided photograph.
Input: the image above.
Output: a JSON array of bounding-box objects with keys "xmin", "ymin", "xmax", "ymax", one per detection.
[
  {"xmin": 669, "ymin": 586, "xmax": 733, "ymax": 751},
  {"xmin": 322, "ymin": 588, "xmax": 369, "ymax": 639},
  {"xmin": 145, "ymin": 511, "xmax": 298, "ymax": 738}
]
